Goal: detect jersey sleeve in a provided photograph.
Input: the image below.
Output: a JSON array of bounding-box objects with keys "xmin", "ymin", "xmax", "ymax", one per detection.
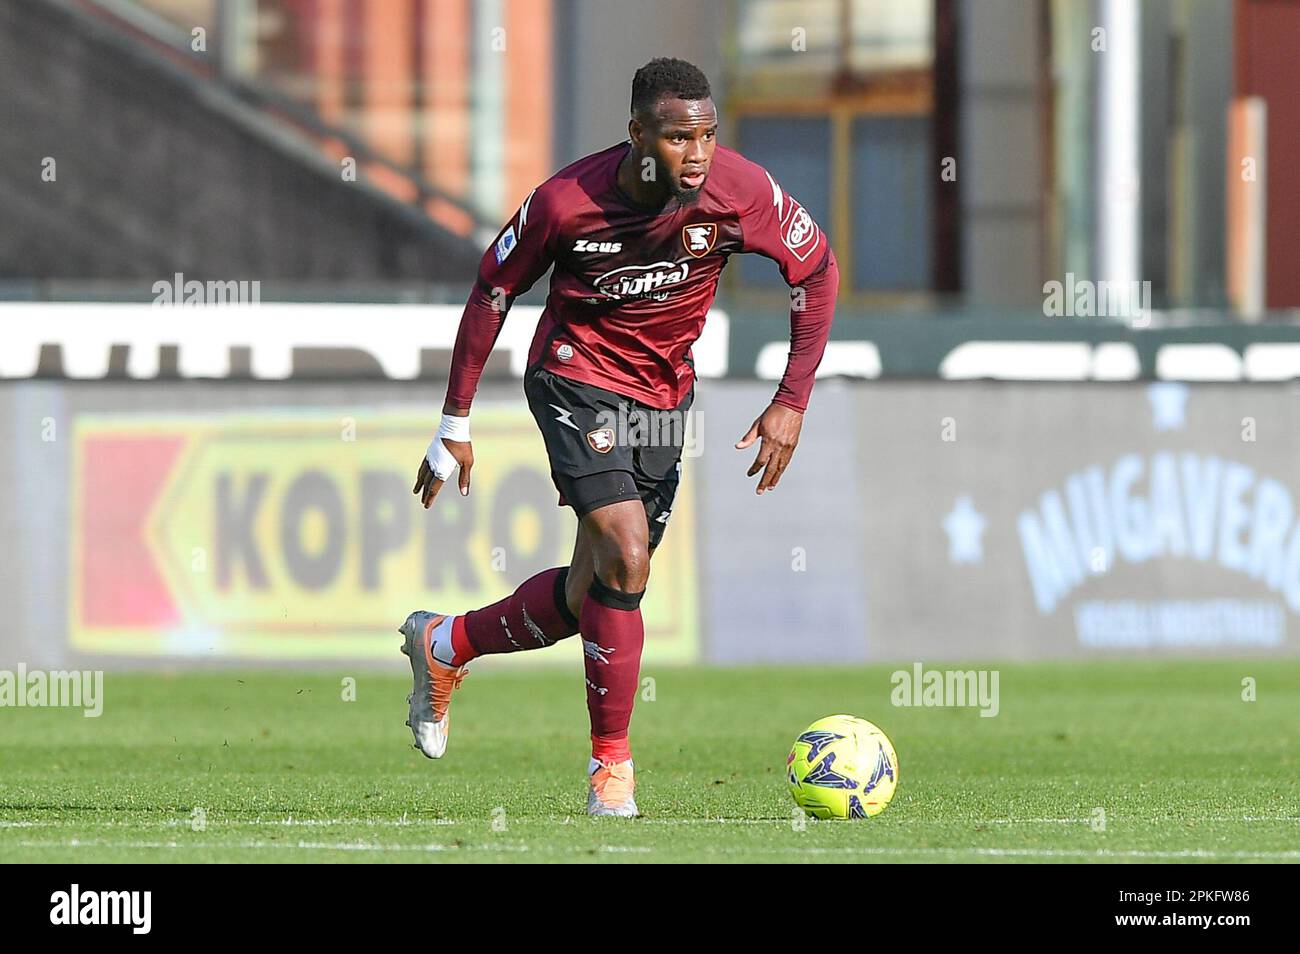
[
  {"xmin": 735, "ymin": 160, "xmax": 838, "ymax": 412},
  {"xmin": 445, "ymin": 186, "xmax": 558, "ymax": 409},
  {"xmin": 476, "ymin": 185, "xmax": 559, "ymax": 301},
  {"xmin": 736, "ymin": 162, "xmax": 830, "ymax": 286}
]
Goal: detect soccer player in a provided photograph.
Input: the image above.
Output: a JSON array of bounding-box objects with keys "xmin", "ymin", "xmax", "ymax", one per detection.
[{"xmin": 402, "ymin": 58, "xmax": 838, "ymax": 816}]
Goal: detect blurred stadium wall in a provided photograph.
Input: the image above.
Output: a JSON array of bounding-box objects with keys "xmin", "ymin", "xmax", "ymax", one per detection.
[{"xmin": 2, "ymin": 0, "xmax": 1299, "ymax": 668}]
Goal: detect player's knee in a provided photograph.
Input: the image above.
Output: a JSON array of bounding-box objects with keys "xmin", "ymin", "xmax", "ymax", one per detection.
[
  {"xmin": 595, "ymin": 534, "xmax": 650, "ymax": 592},
  {"xmin": 616, "ymin": 543, "xmax": 650, "ymax": 590}
]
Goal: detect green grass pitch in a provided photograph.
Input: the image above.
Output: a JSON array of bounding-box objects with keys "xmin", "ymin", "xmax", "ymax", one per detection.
[{"xmin": 2, "ymin": 660, "xmax": 1297, "ymax": 863}]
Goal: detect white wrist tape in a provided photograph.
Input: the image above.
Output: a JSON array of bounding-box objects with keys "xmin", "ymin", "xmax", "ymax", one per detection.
[{"xmin": 426, "ymin": 414, "xmax": 470, "ymax": 481}]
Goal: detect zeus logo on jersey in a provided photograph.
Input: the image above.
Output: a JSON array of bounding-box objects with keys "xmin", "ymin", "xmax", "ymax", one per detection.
[
  {"xmin": 573, "ymin": 239, "xmax": 623, "ymax": 254},
  {"xmin": 594, "ymin": 261, "xmax": 690, "ymax": 301}
]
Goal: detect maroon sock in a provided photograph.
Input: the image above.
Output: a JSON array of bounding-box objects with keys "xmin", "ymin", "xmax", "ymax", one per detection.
[
  {"xmin": 461, "ymin": 566, "xmax": 581, "ymax": 660},
  {"xmin": 580, "ymin": 575, "xmax": 645, "ymax": 758}
]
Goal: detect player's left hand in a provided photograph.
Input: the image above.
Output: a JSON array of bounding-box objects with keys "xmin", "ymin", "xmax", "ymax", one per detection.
[
  {"xmin": 413, "ymin": 437, "xmax": 473, "ymax": 509},
  {"xmin": 735, "ymin": 402, "xmax": 803, "ymax": 494}
]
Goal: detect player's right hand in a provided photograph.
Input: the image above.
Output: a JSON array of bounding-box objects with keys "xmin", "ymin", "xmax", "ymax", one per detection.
[{"xmin": 413, "ymin": 438, "xmax": 474, "ymax": 508}]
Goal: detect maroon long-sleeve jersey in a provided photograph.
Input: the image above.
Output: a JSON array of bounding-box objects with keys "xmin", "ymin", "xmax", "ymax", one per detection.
[{"xmin": 446, "ymin": 141, "xmax": 839, "ymax": 412}]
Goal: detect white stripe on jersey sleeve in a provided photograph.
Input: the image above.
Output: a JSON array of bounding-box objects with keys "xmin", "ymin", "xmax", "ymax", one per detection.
[
  {"xmin": 519, "ymin": 188, "xmax": 536, "ymax": 233},
  {"xmin": 763, "ymin": 170, "xmax": 783, "ymax": 217}
]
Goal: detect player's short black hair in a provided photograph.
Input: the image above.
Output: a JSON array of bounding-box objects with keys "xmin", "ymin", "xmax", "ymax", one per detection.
[{"xmin": 630, "ymin": 58, "xmax": 712, "ymax": 121}]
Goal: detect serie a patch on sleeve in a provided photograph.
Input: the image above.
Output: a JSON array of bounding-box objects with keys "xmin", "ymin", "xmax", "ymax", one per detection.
[{"xmin": 494, "ymin": 225, "xmax": 518, "ymax": 264}]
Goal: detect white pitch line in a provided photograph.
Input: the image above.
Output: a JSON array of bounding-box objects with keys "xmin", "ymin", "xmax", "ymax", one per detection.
[
  {"xmin": 3, "ymin": 815, "xmax": 1299, "ymax": 830},
  {"xmin": 641, "ymin": 818, "xmax": 1090, "ymax": 826},
  {"xmin": 0, "ymin": 818, "xmax": 460, "ymax": 830},
  {"xmin": 12, "ymin": 840, "xmax": 1300, "ymax": 860},
  {"xmin": 160, "ymin": 817, "xmax": 460, "ymax": 828},
  {"xmin": 15, "ymin": 839, "xmax": 534, "ymax": 854},
  {"xmin": 692, "ymin": 846, "xmax": 1300, "ymax": 860},
  {"xmin": 950, "ymin": 816, "xmax": 1300, "ymax": 825},
  {"xmin": 13, "ymin": 839, "xmax": 654, "ymax": 854},
  {"xmin": 768, "ymin": 847, "xmax": 1300, "ymax": 860}
]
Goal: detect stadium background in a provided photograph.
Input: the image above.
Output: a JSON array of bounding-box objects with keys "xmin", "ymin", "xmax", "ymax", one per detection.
[{"xmin": 2, "ymin": 0, "xmax": 1299, "ymax": 672}]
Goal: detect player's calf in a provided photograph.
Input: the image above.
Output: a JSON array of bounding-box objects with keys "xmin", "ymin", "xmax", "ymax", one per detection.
[
  {"xmin": 398, "ymin": 567, "xmax": 582, "ymax": 759},
  {"xmin": 449, "ymin": 566, "xmax": 581, "ymax": 664},
  {"xmin": 579, "ymin": 502, "xmax": 650, "ymax": 816}
]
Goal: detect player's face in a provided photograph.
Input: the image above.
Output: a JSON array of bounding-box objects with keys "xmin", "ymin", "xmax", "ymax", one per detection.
[{"xmin": 641, "ymin": 96, "xmax": 718, "ymax": 198}]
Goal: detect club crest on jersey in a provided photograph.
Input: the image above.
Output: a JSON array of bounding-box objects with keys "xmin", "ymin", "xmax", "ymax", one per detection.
[
  {"xmin": 586, "ymin": 427, "xmax": 616, "ymax": 453},
  {"xmin": 594, "ymin": 261, "xmax": 689, "ymax": 301},
  {"xmin": 781, "ymin": 199, "xmax": 820, "ymax": 261},
  {"xmin": 681, "ymin": 223, "xmax": 718, "ymax": 257}
]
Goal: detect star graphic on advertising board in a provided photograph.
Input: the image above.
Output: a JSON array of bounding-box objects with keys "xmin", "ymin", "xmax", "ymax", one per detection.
[
  {"xmin": 943, "ymin": 495, "xmax": 986, "ymax": 565},
  {"xmin": 1147, "ymin": 382, "xmax": 1189, "ymax": 431}
]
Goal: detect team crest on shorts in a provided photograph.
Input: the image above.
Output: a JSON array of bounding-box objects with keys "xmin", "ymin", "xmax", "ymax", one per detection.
[
  {"xmin": 681, "ymin": 223, "xmax": 718, "ymax": 257},
  {"xmin": 586, "ymin": 428, "xmax": 615, "ymax": 454}
]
